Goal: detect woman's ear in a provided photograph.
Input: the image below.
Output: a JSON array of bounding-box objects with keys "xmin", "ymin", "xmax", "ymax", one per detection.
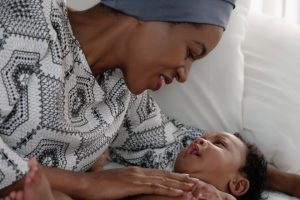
[{"xmin": 229, "ymin": 176, "xmax": 250, "ymax": 197}]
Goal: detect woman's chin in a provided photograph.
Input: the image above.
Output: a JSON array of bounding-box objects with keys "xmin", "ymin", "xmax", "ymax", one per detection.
[{"xmin": 128, "ymin": 86, "xmax": 146, "ymax": 95}]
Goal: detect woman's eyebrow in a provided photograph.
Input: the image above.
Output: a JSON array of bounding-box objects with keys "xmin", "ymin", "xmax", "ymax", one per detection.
[{"xmin": 193, "ymin": 40, "xmax": 207, "ymax": 57}]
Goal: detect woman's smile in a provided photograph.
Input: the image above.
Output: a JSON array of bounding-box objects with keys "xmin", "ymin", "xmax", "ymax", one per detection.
[
  {"xmin": 154, "ymin": 74, "xmax": 174, "ymax": 91},
  {"xmin": 154, "ymin": 75, "xmax": 164, "ymax": 91}
]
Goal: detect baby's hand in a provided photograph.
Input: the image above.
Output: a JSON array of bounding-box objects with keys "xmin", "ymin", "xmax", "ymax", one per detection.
[
  {"xmin": 186, "ymin": 191, "xmax": 205, "ymax": 200},
  {"xmin": 88, "ymin": 149, "xmax": 109, "ymax": 172},
  {"xmin": 189, "ymin": 179, "xmax": 236, "ymax": 200}
]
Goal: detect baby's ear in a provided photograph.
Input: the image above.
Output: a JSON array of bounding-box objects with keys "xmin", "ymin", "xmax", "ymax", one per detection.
[{"xmin": 228, "ymin": 176, "xmax": 250, "ymax": 197}]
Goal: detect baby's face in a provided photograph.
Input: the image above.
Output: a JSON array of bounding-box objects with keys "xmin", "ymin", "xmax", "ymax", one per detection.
[{"xmin": 174, "ymin": 131, "xmax": 247, "ymax": 192}]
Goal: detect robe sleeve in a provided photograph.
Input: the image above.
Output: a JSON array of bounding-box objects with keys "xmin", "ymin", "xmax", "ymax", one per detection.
[
  {"xmin": 0, "ymin": 0, "xmax": 51, "ymax": 188},
  {"xmin": 0, "ymin": 42, "xmax": 29, "ymax": 189}
]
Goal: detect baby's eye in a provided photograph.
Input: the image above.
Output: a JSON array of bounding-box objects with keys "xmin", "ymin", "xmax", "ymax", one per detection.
[
  {"xmin": 186, "ymin": 48, "xmax": 196, "ymax": 61},
  {"xmin": 213, "ymin": 139, "xmax": 226, "ymax": 148}
]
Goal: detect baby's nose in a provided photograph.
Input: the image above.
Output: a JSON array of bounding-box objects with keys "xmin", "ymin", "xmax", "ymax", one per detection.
[{"xmin": 195, "ymin": 138, "xmax": 208, "ymax": 148}]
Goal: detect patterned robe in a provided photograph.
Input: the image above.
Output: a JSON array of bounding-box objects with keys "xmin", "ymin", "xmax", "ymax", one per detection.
[{"xmin": 0, "ymin": 0, "xmax": 204, "ymax": 188}]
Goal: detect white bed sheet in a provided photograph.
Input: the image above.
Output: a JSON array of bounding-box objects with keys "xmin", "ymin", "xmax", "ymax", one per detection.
[{"xmin": 266, "ymin": 192, "xmax": 299, "ymax": 200}]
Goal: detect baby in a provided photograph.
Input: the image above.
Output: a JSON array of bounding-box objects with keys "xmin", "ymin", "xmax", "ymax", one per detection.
[
  {"xmin": 130, "ymin": 131, "xmax": 267, "ymax": 200},
  {"xmin": 179, "ymin": 132, "xmax": 267, "ymax": 200},
  {"xmin": 2, "ymin": 131, "xmax": 267, "ymax": 200}
]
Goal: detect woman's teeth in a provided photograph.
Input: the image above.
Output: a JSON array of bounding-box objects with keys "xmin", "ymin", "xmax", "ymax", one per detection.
[{"xmin": 160, "ymin": 75, "xmax": 165, "ymax": 83}]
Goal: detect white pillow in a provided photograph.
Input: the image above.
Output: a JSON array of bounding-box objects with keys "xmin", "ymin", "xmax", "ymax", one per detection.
[
  {"xmin": 264, "ymin": 192, "xmax": 300, "ymax": 200},
  {"xmin": 151, "ymin": 0, "xmax": 252, "ymax": 133},
  {"xmin": 67, "ymin": 0, "xmax": 99, "ymax": 10},
  {"xmin": 241, "ymin": 14, "xmax": 300, "ymax": 173}
]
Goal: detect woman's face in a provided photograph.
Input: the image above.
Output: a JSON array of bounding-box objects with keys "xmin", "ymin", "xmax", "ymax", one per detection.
[{"xmin": 121, "ymin": 22, "xmax": 223, "ymax": 94}]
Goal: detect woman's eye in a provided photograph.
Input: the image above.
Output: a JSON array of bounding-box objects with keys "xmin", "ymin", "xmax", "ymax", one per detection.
[{"xmin": 186, "ymin": 48, "xmax": 196, "ymax": 61}]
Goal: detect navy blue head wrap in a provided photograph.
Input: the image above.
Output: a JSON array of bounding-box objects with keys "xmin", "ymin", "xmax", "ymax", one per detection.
[{"xmin": 100, "ymin": 0, "xmax": 236, "ymax": 30}]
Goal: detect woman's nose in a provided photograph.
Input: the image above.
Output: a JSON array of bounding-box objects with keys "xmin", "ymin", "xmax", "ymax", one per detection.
[
  {"xmin": 176, "ymin": 60, "xmax": 193, "ymax": 83},
  {"xmin": 176, "ymin": 67, "xmax": 189, "ymax": 83}
]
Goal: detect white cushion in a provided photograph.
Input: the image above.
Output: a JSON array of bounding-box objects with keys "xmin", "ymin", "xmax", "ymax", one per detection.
[
  {"xmin": 151, "ymin": 0, "xmax": 252, "ymax": 133},
  {"xmin": 265, "ymin": 192, "xmax": 299, "ymax": 200},
  {"xmin": 67, "ymin": 0, "xmax": 99, "ymax": 10},
  {"xmin": 242, "ymin": 14, "xmax": 300, "ymax": 173}
]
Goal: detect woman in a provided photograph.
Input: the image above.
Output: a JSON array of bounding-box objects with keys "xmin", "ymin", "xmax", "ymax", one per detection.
[{"xmin": 0, "ymin": 0, "xmax": 299, "ymax": 199}]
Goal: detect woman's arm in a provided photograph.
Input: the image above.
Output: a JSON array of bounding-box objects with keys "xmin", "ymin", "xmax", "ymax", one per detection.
[
  {"xmin": 126, "ymin": 179, "xmax": 237, "ymax": 200},
  {"xmin": 0, "ymin": 165, "xmax": 84, "ymax": 197},
  {"xmin": 0, "ymin": 164, "xmax": 197, "ymax": 200},
  {"xmin": 266, "ymin": 165, "xmax": 300, "ymax": 198}
]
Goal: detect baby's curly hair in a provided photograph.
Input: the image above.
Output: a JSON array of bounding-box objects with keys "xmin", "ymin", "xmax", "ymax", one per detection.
[{"xmin": 234, "ymin": 133, "xmax": 267, "ymax": 200}]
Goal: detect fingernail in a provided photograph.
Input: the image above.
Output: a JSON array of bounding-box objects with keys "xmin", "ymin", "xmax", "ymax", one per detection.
[
  {"xmin": 190, "ymin": 177, "xmax": 199, "ymax": 182},
  {"xmin": 175, "ymin": 172, "xmax": 189, "ymax": 177},
  {"xmin": 174, "ymin": 189, "xmax": 183, "ymax": 194},
  {"xmin": 186, "ymin": 183, "xmax": 194, "ymax": 187},
  {"xmin": 198, "ymin": 193, "xmax": 205, "ymax": 199}
]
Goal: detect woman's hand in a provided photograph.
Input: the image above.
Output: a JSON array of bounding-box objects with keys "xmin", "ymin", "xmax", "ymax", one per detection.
[
  {"xmin": 80, "ymin": 167, "xmax": 197, "ymax": 200},
  {"xmin": 187, "ymin": 179, "xmax": 236, "ymax": 200}
]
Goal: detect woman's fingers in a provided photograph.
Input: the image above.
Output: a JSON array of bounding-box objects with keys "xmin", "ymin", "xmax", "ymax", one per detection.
[
  {"xmin": 121, "ymin": 168, "xmax": 198, "ymax": 198},
  {"xmin": 131, "ymin": 167, "xmax": 198, "ymax": 184},
  {"xmin": 125, "ymin": 167, "xmax": 197, "ymax": 192},
  {"xmin": 131, "ymin": 182, "xmax": 184, "ymax": 197},
  {"xmin": 191, "ymin": 180, "xmax": 207, "ymax": 199},
  {"xmin": 191, "ymin": 179, "xmax": 219, "ymax": 199},
  {"xmin": 85, "ymin": 167, "xmax": 198, "ymax": 199},
  {"xmin": 139, "ymin": 175, "xmax": 194, "ymax": 192},
  {"xmin": 162, "ymin": 171, "xmax": 199, "ymax": 184},
  {"xmin": 190, "ymin": 179, "xmax": 237, "ymax": 200}
]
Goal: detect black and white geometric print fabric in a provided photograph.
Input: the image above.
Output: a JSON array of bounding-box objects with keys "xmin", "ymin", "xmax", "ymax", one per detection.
[
  {"xmin": 0, "ymin": 0, "xmax": 130, "ymax": 188},
  {"xmin": 0, "ymin": 0, "xmax": 50, "ymax": 42},
  {"xmin": 0, "ymin": 0, "xmax": 204, "ymax": 189},
  {"xmin": 108, "ymin": 92, "xmax": 205, "ymax": 170},
  {"xmin": 109, "ymin": 116, "xmax": 205, "ymax": 170}
]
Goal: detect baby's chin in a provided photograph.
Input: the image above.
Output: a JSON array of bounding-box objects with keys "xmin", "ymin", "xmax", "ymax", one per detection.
[{"xmin": 173, "ymin": 157, "xmax": 230, "ymax": 194}]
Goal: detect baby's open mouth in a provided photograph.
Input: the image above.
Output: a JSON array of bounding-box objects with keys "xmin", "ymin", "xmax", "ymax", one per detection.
[{"xmin": 187, "ymin": 143, "xmax": 200, "ymax": 156}]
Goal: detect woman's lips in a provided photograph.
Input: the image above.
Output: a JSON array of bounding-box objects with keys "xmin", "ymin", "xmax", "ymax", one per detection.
[
  {"xmin": 154, "ymin": 76, "xmax": 164, "ymax": 91},
  {"xmin": 154, "ymin": 75, "xmax": 173, "ymax": 91},
  {"xmin": 162, "ymin": 75, "xmax": 173, "ymax": 84}
]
